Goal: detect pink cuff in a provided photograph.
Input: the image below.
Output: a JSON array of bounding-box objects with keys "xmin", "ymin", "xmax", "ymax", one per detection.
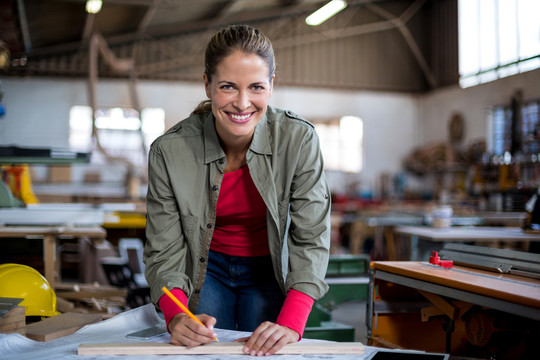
[
  {"xmin": 158, "ymin": 288, "xmax": 188, "ymax": 331},
  {"xmin": 276, "ymin": 289, "xmax": 314, "ymax": 340}
]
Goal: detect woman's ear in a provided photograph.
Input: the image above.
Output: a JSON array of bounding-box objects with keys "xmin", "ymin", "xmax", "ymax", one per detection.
[
  {"xmin": 203, "ymin": 73, "xmax": 211, "ymax": 98},
  {"xmin": 269, "ymin": 73, "xmax": 275, "ymax": 94}
]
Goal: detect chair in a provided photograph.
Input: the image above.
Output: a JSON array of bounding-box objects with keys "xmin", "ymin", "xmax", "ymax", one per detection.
[
  {"xmin": 118, "ymin": 238, "xmax": 148, "ymax": 288},
  {"xmin": 100, "ymin": 238, "xmax": 150, "ymax": 309}
]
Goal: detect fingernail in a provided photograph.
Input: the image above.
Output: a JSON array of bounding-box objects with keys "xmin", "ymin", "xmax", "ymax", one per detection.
[
  {"xmin": 250, "ymin": 350, "xmax": 256, "ymax": 356},
  {"xmin": 257, "ymin": 350, "xmax": 263, "ymax": 356},
  {"xmin": 243, "ymin": 347, "xmax": 250, "ymax": 354},
  {"xmin": 208, "ymin": 325, "xmax": 214, "ymax": 330}
]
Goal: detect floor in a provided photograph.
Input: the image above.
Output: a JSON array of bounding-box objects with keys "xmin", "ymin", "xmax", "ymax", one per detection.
[{"xmin": 331, "ymin": 300, "xmax": 368, "ymax": 343}]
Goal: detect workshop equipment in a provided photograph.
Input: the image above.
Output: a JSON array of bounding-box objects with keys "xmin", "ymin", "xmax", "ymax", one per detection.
[
  {"xmin": 0, "ymin": 180, "xmax": 22, "ymax": 207},
  {"xmin": 1, "ymin": 165, "xmax": 39, "ymax": 204},
  {"xmin": 439, "ymin": 243, "xmax": 540, "ymax": 279},
  {"xmin": 369, "ymin": 249, "xmax": 540, "ymax": 359}
]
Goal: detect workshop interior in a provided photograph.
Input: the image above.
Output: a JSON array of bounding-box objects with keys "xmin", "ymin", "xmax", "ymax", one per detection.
[{"xmin": 1, "ymin": 0, "xmax": 540, "ymax": 359}]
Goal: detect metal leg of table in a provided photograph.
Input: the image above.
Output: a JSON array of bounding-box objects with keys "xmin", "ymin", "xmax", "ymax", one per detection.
[{"xmin": 409, "ymin": 235, "xmax": 419, "ymax": 261}]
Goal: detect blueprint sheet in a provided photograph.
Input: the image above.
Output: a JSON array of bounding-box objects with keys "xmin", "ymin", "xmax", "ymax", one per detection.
[{"xmin": 0, "ymin": 304, "xmax": 381, "ymax": 360}]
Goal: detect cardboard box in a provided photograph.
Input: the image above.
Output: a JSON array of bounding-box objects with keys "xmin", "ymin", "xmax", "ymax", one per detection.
[{"xmin": 48, "ymin": 165, "xmax": 71, "ymax": 183}]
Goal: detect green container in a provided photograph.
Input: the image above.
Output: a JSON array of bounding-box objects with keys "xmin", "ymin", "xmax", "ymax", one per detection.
[
  {"xmin": 304, "ymin": 321, "xmax": 356, "ymax": 342},
  {"xmin": 326, "ymin": 254, "xmax": 370, "ymax": 277}
]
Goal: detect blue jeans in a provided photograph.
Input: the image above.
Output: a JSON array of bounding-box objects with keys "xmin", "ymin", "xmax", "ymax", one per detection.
[{"xmin": 195, "ymin": 250, "xmax": 285, "ymax": 331}]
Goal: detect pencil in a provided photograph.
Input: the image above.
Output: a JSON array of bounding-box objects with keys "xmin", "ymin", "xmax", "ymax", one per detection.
[{"xmin": 161, "ymin": 286, "xmax": 218, "ymax": 341}]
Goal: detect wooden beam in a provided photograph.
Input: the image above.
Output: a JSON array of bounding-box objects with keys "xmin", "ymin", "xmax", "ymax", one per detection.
[{"xmin": 78, "ymin": 341, "xmax": 365, "ymax": 356}]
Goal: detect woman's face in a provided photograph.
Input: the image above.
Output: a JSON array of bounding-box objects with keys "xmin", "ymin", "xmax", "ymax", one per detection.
[{"xmin": 204, "ymin": 50, "xmax": 274, "ymax": 146}]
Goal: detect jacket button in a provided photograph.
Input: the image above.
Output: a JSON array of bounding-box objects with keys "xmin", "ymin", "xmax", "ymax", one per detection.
[
  {"xmin": 219, "ymin": 159, "xmax": 224, "ymax": 164},
  {"xmin": 212, "ymin": 186, "xmax": 218, "ymax": 191},
  {"xmin": 194, "ymin": 289, "xmax": 200, "ymax": 294},
  {"xmin": 324, "ymin": 193, "xmax": 329, "ymax": 199},
  {"xmin": 200, "ymin": 257, "xmax": 205, "ymax": 263},
  {"xmin": 206, "ymin": 223, "xmax": 212, "ymax": 229}
]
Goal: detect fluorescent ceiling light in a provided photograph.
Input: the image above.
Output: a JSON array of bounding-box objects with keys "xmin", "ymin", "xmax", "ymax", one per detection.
[
  {"xmin": 86, "ymin": 0, "xmax": 103, "ymax": 14},
  {"xmin": 306, "ymin": 0, "xmax": 347, "ymax": 26}
]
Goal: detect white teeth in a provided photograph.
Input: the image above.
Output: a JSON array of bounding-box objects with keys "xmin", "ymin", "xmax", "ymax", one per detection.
[{"xmin": 230, "ymin": 113, "xmax": 250, "ymax": 121}]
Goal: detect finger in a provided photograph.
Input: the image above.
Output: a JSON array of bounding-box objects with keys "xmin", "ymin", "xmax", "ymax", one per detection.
[
  {"xmin": 198, "ymin": 314, "xmax": 217, "ymax": 328},
  {"xmin": 245, "ymin": 322, "xmax": 279, "ymax": 356},
  {"xmin": 243, "ymin": 321, "xmax": 272, "ymax": 353},
  {"xmin": 261, "ymin": 332, "xmax": 291, "ymax": 356},
  {"xmin": 197, "ymin": 314, "xmax": 218, "ymax": 338},
  {"xmin": 169, "ymin": 315, "xmax": 215, "ymax": 346}
]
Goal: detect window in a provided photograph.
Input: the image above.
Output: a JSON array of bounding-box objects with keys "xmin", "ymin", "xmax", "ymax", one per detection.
[
  {"xmin": 459, "ymin": 0, "xmax": 540, "ymax": 88},
  {"xmin": 492, "ymin": 97, "xmax": 540, "ymax": 157},
  {"xmin": 69, "ymin": 106, "xmax": 165, "ymax": 167},
  {"xmin": 314, "ymin": 116, "xmax": 363, "ymax": 173}
]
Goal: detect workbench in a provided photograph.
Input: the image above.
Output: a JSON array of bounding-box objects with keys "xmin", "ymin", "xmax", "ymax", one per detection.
[
  {"xmin": 0, "ymin": 304, "xmax": 448, "ymax": 360},
  {"xmin": 368, "ymin": 261, "xmax": 540, "ymax": 357},
  {"xmin": 0, "ymin": 225, "xmax": 106, "ymax": 289},
  {"xmin": 393, "ymin": 226, "xmax": 540, "ymax": 261}
]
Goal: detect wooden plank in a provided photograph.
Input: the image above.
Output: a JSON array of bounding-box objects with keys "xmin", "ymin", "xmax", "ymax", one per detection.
[
  {"xmin": 78, "ymin": 341, "xmax": 365, "ymax": 356},
  {"xmin": 26, "ymin": 312, "xmax": 102, "ymax": 342}
]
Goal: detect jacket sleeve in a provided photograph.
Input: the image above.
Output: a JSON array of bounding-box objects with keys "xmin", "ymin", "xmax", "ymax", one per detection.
[
  {"xmin": 285, "ymin": 126, "xmax": 331, "ymax": 300},
  {"xmin": 144, "ymin": 145, "xmax": 194, "ymax": 306}
]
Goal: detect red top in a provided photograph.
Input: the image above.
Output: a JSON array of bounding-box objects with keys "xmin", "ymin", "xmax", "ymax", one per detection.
[
  {"xmin": 159, "ymin": 166, "xmax": 314, "ymax": 337},
  {"xmin": 210, "ymin": 165, "xmax": 269, "ymax": 256}
]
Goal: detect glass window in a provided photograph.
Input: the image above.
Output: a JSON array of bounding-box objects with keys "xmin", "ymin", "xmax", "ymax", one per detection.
[
  {"xmin": 69, "ymin": 105, "xmax": 165, "ymax": 167},
  {"xmin": 314, "ymin": 116, "xmax": 363, "ymax": 173},
  {"xmin": 459, "ymin": 0, "xmax": 540, "ymax": 88},
  {"xmin": 492, "ymin": 98, "xmax": 540, "ymax": 156}
]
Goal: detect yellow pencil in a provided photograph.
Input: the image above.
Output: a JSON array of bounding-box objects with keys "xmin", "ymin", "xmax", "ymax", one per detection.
[{"xmin": 161, "ymin": 286, "xmax": 218, "ymax": 341}]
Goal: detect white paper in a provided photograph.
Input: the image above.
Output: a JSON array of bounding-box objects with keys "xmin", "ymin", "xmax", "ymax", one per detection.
[{"xmin": 0, "ymin": 304, "xmax": 378, "ymax": 360}]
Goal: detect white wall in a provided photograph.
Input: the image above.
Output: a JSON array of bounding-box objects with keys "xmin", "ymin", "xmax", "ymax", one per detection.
[
  {"xmin": 0, "ymin": 77, "xmax": 420, "ymax": 194},
  {"xmin": 3, "ymin": 68, "xmax": 538, "ymax": 195},
  {"xmin": 419, "ymin": 68, "xmax": 540, "ymax": 149}
]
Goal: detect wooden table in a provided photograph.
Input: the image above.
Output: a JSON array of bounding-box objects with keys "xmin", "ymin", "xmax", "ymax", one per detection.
[
  {"xmin": 0, "ymin": 225, "xmax": 107, "ymax": 289},
  {"xmin": 368, "ymin": 261, "xmax": 540, "ymax": 355},
  {"xmin": 393, "ymin": 226, "xmax": 540, "ymax": 260}
]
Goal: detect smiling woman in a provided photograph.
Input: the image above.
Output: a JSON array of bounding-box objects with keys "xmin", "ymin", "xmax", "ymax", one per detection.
[{"xmin": 143, "ymin": 24, "xmax": 332, "ymax": 357}]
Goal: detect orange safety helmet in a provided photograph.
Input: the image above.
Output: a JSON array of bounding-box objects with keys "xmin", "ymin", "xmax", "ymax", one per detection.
[{"xmin": 0, "ymin": 263, "xmax": 61, "ymax": 317}]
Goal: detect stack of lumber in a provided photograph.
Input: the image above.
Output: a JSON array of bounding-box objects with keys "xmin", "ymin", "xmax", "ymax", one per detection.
[
  {"xmin": 0, "ymin": 306, "xmax": 25, "ymax": 336},
  {"xmin": 55, "ymin": 282, "xmax": 127, "ymax": 318}
]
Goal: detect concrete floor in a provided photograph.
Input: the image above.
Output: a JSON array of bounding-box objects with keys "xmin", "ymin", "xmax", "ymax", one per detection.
[{"xmin": 331, "ymin": 300, "xmax": 368, "ymax": 343}]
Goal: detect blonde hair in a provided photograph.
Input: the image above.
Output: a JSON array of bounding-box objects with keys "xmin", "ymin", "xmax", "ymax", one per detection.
[{"xmin": 192, "ymin": 25, "xmax": 275, "ymax": 115}]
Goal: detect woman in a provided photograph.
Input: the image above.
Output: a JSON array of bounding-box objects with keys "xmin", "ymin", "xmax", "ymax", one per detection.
[{"xmin": 144, "ymin": 24, "xmax": 331, "ymax": 356}]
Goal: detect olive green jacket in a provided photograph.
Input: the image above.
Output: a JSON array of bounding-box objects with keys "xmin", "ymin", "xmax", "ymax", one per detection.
[{"xmin": 144, "ymin": 106, "xmax": 331, "ymax": 311}]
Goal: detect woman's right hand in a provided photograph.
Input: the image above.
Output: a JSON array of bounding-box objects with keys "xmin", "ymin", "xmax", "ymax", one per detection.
[{"xmin": 168, "ymin": 313, "xmax": 217, "ymax": 347}]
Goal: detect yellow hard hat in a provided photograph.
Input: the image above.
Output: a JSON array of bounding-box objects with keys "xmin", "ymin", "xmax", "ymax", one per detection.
[{"xmin": 0, "ymin": 263, "xmax": 61, "ymax": 317}]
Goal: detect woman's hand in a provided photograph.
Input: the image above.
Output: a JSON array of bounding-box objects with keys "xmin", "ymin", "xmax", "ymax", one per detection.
[
  {"xmin": 236, "ymin": 321, "xmax": 300, "ymax": 356},
  {"xmin": 168, "ymin": 313, "xmax": 217, "ymax": 347}
]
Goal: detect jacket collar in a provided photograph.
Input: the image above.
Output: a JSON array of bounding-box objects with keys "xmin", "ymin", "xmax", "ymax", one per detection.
[{"xmin": 202, "ymin": 107, "xmax": 273, "ymax": 165}]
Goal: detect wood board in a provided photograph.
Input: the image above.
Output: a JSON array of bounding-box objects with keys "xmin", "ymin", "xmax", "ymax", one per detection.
[
  {"xmin": 0, "ymin": 306, "xmax": 25, "ymax": 335},
  {"xmin": 78, "ymin": 341, "xmax": 365, "ymax": 356},
  {"xmin": 26, "ymin": 312, "xmax": 102, "ymax": 342}
]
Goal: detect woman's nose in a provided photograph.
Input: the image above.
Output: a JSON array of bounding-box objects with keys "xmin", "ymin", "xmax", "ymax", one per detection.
[{"xmin": 233, "ymin": 90, "xmax": 250, "ymax": 110}]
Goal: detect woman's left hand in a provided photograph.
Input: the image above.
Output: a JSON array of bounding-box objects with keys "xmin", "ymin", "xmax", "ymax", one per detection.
[{"xmin": 235, "ymin": 321, "xmax": 300, "ymax": 356}]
